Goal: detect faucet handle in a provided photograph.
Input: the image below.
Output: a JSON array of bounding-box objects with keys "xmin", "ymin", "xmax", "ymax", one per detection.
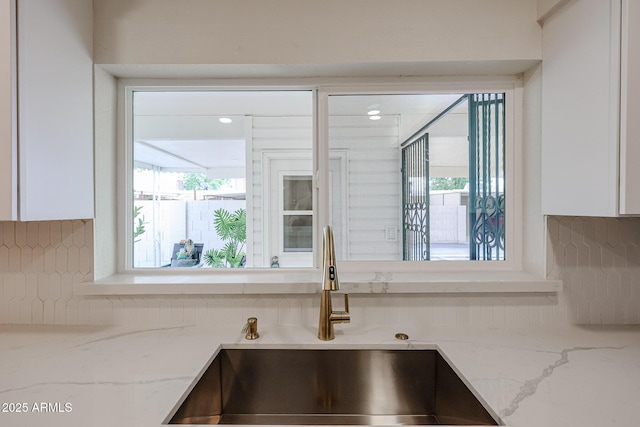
[{"xmin": 329, "ymin": 294, "xmax": 350, "ymax": 325}]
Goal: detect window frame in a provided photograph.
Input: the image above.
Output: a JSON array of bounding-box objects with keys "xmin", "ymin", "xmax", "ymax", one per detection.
[
  {"xmin": 317, "ymin": 83, "xmax": 522, "ymax": 274},
  {"xmin": 117, "ymin": 77, "xmax": 524, "ymax": 279}
]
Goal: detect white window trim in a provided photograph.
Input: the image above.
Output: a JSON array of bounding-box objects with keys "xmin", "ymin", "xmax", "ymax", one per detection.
[
  {"xmin": 278, "ymin": 172, "xmax": 314, "ymax": 263},
  {"xmin": 77, "ymin": 76, "xmax": 561, "ymax": 296}
]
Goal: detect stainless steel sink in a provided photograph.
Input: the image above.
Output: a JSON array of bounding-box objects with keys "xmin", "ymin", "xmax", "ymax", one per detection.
[{"xmin": 166, "ymin": 348, "xmax": 501, "ymax": 425}]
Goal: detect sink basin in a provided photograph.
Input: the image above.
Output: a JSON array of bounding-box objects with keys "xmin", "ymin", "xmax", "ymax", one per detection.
[{"xmin": 167, "ymin": 348, "xmax": 501, "ymax": 425}]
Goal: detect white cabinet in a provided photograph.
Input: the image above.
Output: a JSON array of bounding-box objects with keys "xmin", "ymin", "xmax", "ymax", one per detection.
[
  {"xmin": 0, "ymin": 0, "xmax": 94, "ymax": 221},
  {"xmin": 542, "ymin": 0, "xmax": 640, "ymax": 216},
  {"xmin": 0, "ymin": 0, "xmax": 17, "ymax": 220},
  {"xmin": 620, "ymin": 0, "xmax": 640, "ymax": 214}
]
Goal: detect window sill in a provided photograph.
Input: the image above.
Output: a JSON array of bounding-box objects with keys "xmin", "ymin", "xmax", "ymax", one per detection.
[{"xmin": 75, "ymin": 270, "xmax": 561, "ymax": 296}]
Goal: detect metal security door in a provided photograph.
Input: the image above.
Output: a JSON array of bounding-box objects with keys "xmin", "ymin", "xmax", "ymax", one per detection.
[
  {"xmin": 402, "ymin": 134, "xmax": 430, "ymax": 261},
  {"xmin": 468, "ymin": 94, "xmax": 506, "ymax": 260}
]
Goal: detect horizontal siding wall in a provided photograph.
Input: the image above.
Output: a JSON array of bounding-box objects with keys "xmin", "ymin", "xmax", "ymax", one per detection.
[
  {"xmin": 250, "ymin": 116, "xmax": 313, "ymax": 267},
  {"xmin": 330, "ymin": 116, "xmax": 402, "ymax": 260}
]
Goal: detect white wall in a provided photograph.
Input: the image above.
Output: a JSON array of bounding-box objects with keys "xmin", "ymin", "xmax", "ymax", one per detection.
[
  {"xmin": 522, "ymin": 64, "xmax": 545, "ymax": 275},
  {"xmin": 93, "ymin": 0, "xmax": 541, "ymax": 66},
  {"xmin": 249, "ymin": 113, "xmax": 403, "ymax": 263},
  {"xmin": 250, "ymin": 116, "xmax": 313, "ymax": 267},
  {"xmin": 93, "ymin": 67, "xmax": 118, "ymax": 280},
  {"xmin": 329, "ymin": 115, "xmax": 402, "ymax": 260},
  {"xmin": 537, "ymin": 0, "xmax": 570, "ymax": 21}
]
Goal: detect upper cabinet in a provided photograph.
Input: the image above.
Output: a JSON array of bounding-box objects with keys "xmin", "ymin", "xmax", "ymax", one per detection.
[
  {"xmin": 542, "ymin": 0, "xmax": 640, "ymax": 216},
  {"xmin": 0, "ymin": 0, "xmax": 94, "ymax": 221},
  {"xmin": 620, "ymin": 1, "xmax": 640, "ymax": 214},
  {"xmin": 0, "ymin": 0, "xmax": 17, "ymax": 220}
]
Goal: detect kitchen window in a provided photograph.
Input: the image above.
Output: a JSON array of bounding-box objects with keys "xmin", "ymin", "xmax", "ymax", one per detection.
[
  {"xmin": 128, "ymin": 89, "xmax": 314, "ymax": 269},
  {"xmin": 325, "ymin": 92, "xmax": 507, "ymax": 263},
  {"xmin": 119, "ymin": 80, "xmax": 521, "ymax": 276}
]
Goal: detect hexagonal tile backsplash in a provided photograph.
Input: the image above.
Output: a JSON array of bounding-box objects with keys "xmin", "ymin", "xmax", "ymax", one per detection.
[
  {"xmin": 547, "ymin": 216, "xmax": 640, "ymax": 324},
  {"xmin": 1, "ymin": 217, "xmax": 640, "ymax": 326},
  {"xmin": 0, "ymin": 221, "xmax": 93, "ymax": 324}
]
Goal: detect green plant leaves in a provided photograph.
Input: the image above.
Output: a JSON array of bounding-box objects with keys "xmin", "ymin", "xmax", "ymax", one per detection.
[
  {"xmin": 203, "ymin": 248, "xmax": 227, "ymax": 268},
  {"xmin": 205, "ymin": 208, "xmax": 247, "ymax": 268},
  {"xmin": 133, "ymin": 205, "xmax": 148, "ymax": 243}
]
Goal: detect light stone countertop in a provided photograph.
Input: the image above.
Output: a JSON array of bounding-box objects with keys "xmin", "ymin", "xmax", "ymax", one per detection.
[{"xmin": 0, "ymin": 323, "xmax": 639, "ymax": 427}]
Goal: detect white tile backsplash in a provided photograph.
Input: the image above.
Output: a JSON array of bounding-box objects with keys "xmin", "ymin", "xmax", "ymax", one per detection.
[
  {"xmin": 548, "ymin": 216, "xmax": 640, "ymax": 324},
  {"xmin": 1, "ymin": 217, "xmax": 640, "ymax": 327}
]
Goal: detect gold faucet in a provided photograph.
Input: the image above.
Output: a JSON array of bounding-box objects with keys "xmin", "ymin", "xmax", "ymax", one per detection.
[{"xmin": 318, "ymin": 226, "xmax": 350, "ymax": 341}]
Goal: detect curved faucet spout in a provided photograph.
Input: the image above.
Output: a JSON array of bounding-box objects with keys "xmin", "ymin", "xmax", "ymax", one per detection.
[{"xmin": 318, "ymin": 226, "xmax": 350, "ymax": 341}]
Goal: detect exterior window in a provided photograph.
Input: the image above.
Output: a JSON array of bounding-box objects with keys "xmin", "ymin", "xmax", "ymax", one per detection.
[
  {"xmin": 327, "ymin": 93, "xmax": 506, "ymax": 262},
  {"xmin": 282, "ymin": 175, "xmax": 313, "ymax": 253},
  {"xmin": 124, "ymin": 83, "xmax": 516, "ymax": 272},
  {"xmin": 129, "ymin": 90, "xmax": 313, "ymax": 269}
]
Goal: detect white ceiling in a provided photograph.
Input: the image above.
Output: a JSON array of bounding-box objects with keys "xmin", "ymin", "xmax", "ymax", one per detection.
[
  {"xmin": 133, "ymin": 91, "xmax": 466, "ymax": 173},
  {"xmin": 134, "ymin": 139, "xmax": 245, "ymax": 172}
]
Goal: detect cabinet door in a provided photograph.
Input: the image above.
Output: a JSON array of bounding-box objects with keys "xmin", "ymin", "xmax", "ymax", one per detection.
[
  {"xmin": 0, "ymin": 0, "xmax": 17, "ymax": 220},
  {"xmin": 17, "ymin": 0, "xmax": 93, "ymax": 220},
  {"xmin": 620, "ymin": 0, "xmax": 640, "ymax": 214},
  {"xmin": 542, "ymin": 0, "xmax": 621, "ymax": 216}
]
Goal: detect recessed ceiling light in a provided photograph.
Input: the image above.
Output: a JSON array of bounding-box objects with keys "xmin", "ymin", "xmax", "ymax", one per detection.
[
  {"xmin": 219, "ymin": 117, "xmax": 232, "ymax": 124},
  {"xmin": 369, "ymin": 115, "xmax": 382, "ymax": 121},
  {"xmin": 368, "ymin": 110, "xmax": 381, "ymax": 115}
]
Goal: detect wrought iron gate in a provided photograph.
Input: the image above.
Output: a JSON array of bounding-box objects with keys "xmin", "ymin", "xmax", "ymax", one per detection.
[
  {"xmin": 402, "ymin": 134, "xmax": 429, "ymax": 260},
  {"xmin": 468, "ymin": 94, "xmax": 506, "ymax": 260}
]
